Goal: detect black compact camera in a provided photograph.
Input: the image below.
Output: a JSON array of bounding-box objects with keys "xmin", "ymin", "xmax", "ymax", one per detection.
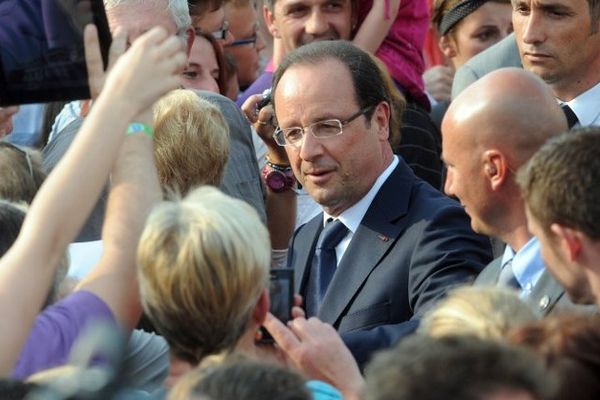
[{"xmin": 256, "ymin": 88, "xmax": 272, "ymax": 111}]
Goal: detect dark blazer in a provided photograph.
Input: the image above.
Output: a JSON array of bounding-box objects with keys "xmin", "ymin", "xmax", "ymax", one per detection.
[
  {"xmin": 287, "ymin": 159, "xmax": 493, "ymax": 368},
  {"xmin": 475, "ymin": 256, "xmax": 596, "ymax": 316}
]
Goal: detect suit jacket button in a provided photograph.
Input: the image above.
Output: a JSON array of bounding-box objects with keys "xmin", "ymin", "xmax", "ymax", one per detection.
[{"xmin": 539, "ymin": 295, "xmax": 550, "ymax": 310}]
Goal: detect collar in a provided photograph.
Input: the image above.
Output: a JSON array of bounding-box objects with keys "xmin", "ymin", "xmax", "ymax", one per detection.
[
  {"xmin": 323, "ymin": 156, "xmax": 399, "ymax": 231},
  {"xmin": 559, "ymin": 81, "xmax": 600, "ymax": 127},
  {"xmin": 501, "ymin": 237, "xmax": 545, "ymax": 297}
]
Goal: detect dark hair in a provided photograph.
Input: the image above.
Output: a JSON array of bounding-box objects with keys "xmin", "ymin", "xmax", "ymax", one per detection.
[
  {"xmin": 517, "ymin": 128, "xmax": 600, "ymax": 239},
  {"xmin": 272, "ymin": 40, "xmax": 391, "ymax": 125},
  {"xmin": 364, "ymin": 334, "xmax": 555, "ymax": 400},
  {"xmin": 170, "ymin": 354, "xmax": 311, "ymax": 400},
  {"xmin": 509, "ymin": 313, "xmax": 600, "ymax": 400}
]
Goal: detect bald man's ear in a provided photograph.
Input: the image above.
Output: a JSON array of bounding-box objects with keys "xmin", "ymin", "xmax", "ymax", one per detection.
[
  {"xmin": 263, "ymin": 5, "xmax": 279, "ymax": 38},
  {"xmin": 550, "ymin": 224, "xmax": 583, "ymax": 262},
  {"xmin": 484, "ymin": 150, "xmax": 505, "ymax": 190},
  {"xmin": 439, "ymin": 35, "xmax": 457, "ymax": 59}
]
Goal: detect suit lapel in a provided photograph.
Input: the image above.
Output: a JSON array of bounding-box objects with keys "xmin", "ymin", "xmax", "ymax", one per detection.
[
  {"xmin": 318, "ymin": 162, "xmax": 414, "ymax": 325},
  {"xmin": 526, "ymin": 269, "xmax": 565, "ymax": 316},
  {"xmin": 293, "ymin": 216, "xmax": 323, "ymax": 293}
]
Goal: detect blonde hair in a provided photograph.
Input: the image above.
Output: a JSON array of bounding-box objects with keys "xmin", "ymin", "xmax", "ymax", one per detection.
[
  {"xmin": 153, "ymin": 89, "xmax": 230, "ymax": 195},
  {"xmin": 418, "ymin": 286, "xmax": 538, "ymax": 340},
  {"xmin": 137, "ymin": 186, "xmax": 271, "ymax": 364}
]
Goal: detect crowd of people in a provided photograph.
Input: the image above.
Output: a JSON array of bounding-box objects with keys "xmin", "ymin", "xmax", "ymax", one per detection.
[{"xmin": 1, "ymin": 0, "xmax": 600, "ymax": 399}]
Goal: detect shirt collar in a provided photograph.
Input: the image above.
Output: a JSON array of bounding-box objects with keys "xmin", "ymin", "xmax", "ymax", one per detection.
[
  {"xmin": 324, "ymin": 156, "xmax": 399, "ymax": 232},
  {"xmin": 502, "ymin": 237, "xmax": 545, "ymax": 295},
  {"xmin": 559, "ymin": 80, "xmax": 600, "ymax": 127}
]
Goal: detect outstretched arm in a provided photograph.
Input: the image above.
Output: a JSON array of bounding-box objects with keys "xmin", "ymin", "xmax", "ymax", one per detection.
[
  {"xmin": 352, "ymin": 0, "xmax": 401, "ymax": 54},
  {"xmin": 0, "ymin": 25, "xmax": 185, "ymax": 375}
]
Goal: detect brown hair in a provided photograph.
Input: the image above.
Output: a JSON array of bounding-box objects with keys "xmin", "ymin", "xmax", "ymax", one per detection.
[
  {"xmin": 509, "ymin": 313, "xmax": 600, "ymax": 400},
  {"xmin": 517, "ymin": 128, "xmax": 600, "ymax": 239}
]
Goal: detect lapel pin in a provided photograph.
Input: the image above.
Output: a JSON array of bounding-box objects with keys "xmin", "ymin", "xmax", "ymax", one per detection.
[
  {"xmin": 539, "ymin": 295, "xmax": 550, "ymax": 310},
  {"xmin": 378, "ymin": 234, "xmax": 389, "ymax": 242}
]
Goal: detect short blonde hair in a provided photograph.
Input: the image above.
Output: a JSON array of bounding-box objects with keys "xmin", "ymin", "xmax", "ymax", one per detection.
[
  {"xmin": 137, "ymin": 186, "xmax": 270, "ymax": 364},
  {"xmin": 153, "ymin": 89, "xmax": 230, "ymax": 195},
  {"xmin": 418, "ymin": 286, "xmax": 538, "ymax": 340}
]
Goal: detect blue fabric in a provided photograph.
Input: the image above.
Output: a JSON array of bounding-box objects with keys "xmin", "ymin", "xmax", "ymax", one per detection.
[
  {"xmin": 306, "ymin": 380, "xmax": 344, "ymax": 400},
  {"xmin": 501, "ymin": 237, "xmax": 545, "ymax": 298}
]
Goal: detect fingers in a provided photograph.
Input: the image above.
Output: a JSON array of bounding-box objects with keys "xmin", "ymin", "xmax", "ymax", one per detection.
[
  {"xmin": 108, "ymin": 27, "xmax": 127, "ymax": 71},
  {"xmin": 241, "ymin": 94, "xmax": 264, "ymax": 123},
  {"xmin": 291, "ymin": 305, "xmax": 305, "ymax": 319},
  {"xmin": 263, "ymin": 312, "xmax": 301, "ymax": 352},
  {"xmin": 84, "ymin": 24, "xmax": 103, "ymax": 99}
]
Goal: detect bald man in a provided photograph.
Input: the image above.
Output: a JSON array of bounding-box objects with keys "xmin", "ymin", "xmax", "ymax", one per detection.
[{"xmin": 442, "ymin": 67, "xmax": 585, "ymax": 316}]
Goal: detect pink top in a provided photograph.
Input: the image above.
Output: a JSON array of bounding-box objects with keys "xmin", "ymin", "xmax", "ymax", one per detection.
[{"xmin": 357, "ymin": 0, "xmax": 430, "ymax": 108}]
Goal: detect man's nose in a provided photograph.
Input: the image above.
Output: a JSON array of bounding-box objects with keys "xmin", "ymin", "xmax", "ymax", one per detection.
[
  {"xmin": 519, "ymin": 12, "xmax": 545, "ymax": 45},
  {"xmin": 305, "ymin": 9, "xmax": 329, "ymax": 36}
]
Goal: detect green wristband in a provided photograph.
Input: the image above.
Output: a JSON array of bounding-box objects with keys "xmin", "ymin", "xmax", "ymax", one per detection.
[{"xmin": 127, "ymin": 122, "xmax": 154, "ymax": 139}]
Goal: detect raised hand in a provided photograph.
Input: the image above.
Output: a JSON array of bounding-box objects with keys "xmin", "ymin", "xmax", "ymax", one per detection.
[
  {"xmin": 263, "ymin": 313, "xmax": 364, "ymax": 400},
  {"xmin": 98, "ymin": 26, "xmax": 187, "ymax": 115}
]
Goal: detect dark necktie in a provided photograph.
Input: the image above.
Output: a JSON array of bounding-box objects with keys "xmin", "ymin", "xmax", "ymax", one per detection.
[
  {"xmin": 561, "ymin": 104, "xmax": 579, "ymax": 129},
  {"xmin": 305, "ymin": 219, "xmax": 349, "ymax": 316},
  {"xmin": 497, "ymin": 258, "xmax": 521, "ymax": 289}
]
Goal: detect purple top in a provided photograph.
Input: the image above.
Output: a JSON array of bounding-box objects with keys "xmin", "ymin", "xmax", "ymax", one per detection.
[
  {"xmin": 236, "ymin": 70, "xmax": 274, "ymax": 108},
  {"xmin": 12, "ymin": 290, "xmax": 115, "ymax": 379}
]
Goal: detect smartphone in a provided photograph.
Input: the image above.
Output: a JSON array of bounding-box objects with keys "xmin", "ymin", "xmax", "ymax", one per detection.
[
  {"xmin": 260, "ymin": 268, "xmax": 294, "ymax": 343},
  {"xmin": 0, "ymin": 0, "xmax": 112, "ymax": 106}
]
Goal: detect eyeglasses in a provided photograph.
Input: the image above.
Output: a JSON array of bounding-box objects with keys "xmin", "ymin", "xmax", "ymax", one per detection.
[
  {"xmin": 211, "ymin": 20, "xmax": 230, "ymax": 41},
  {"xmin": 225, "ymin": 34, "xmax": 258, "ymax": 48},
  {"xmin": 274, "ymin": 106, "xmax": 374, "ymax": 148},
  {"xmin": 0, "ymin": 141, "xmax": 34, "ymax": 178}
]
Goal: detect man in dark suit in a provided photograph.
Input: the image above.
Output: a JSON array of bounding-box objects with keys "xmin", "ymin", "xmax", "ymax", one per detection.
[
  {"xmin": 271, "ymin": 40, "xmax": 492, "ymax": 368},
  {"xmin": 442, "ymin": 67, "xmax": 587, "ymax": 316}
]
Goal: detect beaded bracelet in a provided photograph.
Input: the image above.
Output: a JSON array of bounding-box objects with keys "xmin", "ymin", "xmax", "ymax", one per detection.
[{"xmin": 127, "ymin": 122, "xmax": 154, "ymax": 139}]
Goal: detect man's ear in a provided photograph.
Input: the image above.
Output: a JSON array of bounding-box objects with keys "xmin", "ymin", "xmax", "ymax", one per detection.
[
  {"xmin": 551, "ymin": 223, "xmax": 583, "ymax": 261},
  {"xmin": 439, "ymin": 35, "xmax": 457, "ymax": 58},
  {"xmin": 373, "ymin": 101, "xmax": 391, "ymax": 141},
  {"xmin": 263, "ymin": 5, "xmax": 280, "ymax": 38},
  {"xmin": 252, "ymin": 288, "xmax": 270, "ymax": 326},
  {"xmin": 184, "ymin": 26, "xmax": 195, "ymax": 58},
  {"xmin": 483, "ymin": 150, "xmax": 506, "ymax": 191}
]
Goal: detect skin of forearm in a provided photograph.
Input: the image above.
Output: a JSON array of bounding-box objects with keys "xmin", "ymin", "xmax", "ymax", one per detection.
[
  {"xmin": 353, "ymin": 0, "xmax": 401, "ymax": 54},
  {"xmin": 78, "ymin": 109, "xmax": 162, "ymax": 330}
]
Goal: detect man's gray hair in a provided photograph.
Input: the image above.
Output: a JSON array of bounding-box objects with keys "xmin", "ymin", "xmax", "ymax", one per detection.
[{"xmin": 104, "ymin": 0, "xmax": 191, "ymax": 34}]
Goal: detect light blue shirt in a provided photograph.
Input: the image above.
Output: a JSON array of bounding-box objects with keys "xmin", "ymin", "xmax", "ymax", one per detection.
[{"xmin": 501, "ymin": 237, "xmax": 545, "ymax": 299}]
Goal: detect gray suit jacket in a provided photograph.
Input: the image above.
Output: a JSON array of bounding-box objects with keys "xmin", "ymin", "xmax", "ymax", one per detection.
[
  {"xmin": 42, "ymin": 93, "xmax": 266, "ymax": 242},
  {"xmin": 475, "ymin": 256, "xmax": 595, "ymax": 316},
  {"xmin": 288, "ymin": 159, "xmax": 493, "ymax": 368},
  {"xmin": 451, "ymin": 33, "xmax": 522, "ymax": 100}
]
